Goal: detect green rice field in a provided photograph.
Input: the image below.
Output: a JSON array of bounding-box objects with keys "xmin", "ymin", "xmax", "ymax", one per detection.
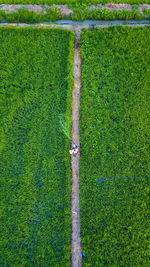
[
  {"xmin": 0, "ymin": 27, "xmax": 74, "ymax": 266},
  {"xmin": 80, "ymin": 26, "xmax": 150, "ymax": 266}
]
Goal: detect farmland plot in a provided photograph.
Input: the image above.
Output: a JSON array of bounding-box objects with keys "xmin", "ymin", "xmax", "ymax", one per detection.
[
  {"xmin": 80, "ymin": 26, "xmax": 150, "ymax": 266},
  {"xmin": 0, "ymin": 27, "xmax": 74, "ymax": 266}
]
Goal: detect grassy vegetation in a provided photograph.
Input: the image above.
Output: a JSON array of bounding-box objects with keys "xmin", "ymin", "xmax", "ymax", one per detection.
[
  {"xmin": 0, "ymin": 7, "xmax": 67, "ymax": 23},
  {"xmin": 143, "ymin": 7, "xmax": 150, "ymax": 16},
  {"xmin": 0, "ymin": 1, "xmax": 150, "ymax": 5},
  {"xmin": 80, "ymin": 26, "xmax": 150, "ymax": 266},
  {"xmin": 0, "ymin": 7, "xmax": 149, "ymax": 23},
  {"xmin": 0, "ymin": 27, "xmax": 74, "ymax": 266},
  {"xmin": 71, "ymin": 7, "xmax": 146, "ymax": 20},
  {"xmin": 0, "ymin": 7, "xmax": 63, "ymax": 23}
]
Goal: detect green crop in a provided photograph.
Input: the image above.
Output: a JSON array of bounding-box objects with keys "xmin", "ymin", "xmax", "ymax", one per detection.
[
  {"xmin": 143, "ymin": 8, "xmax": 150, "ymax": 16},
  {"xmin": 0, "ymin": 7, "xmax": 67, "ymax": 23},
  {"xmin": 0, "ymin": 1, "xmax": 150, "ymax": 5},
  {"xmin": 71, "ymin": 8, "xmax": 145, "ymax": 21},
  {"xmin": 0, "ymin": 27, "xmax": 74, "ymax": 266},
  {"xmin": 80, "ymin": 26, "xmax": 150, "ymax": 266},
  {"xmin": 0, "ymin": 6, "xmax": 149, "ymax": 23}
]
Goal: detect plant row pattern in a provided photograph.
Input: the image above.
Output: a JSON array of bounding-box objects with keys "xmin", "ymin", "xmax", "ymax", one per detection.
[
  {"xmin": 0, "ymin": 27, "xmax": 74, "ymax": 266},
  {"xmin": 80, "ymin": 26, "xmax": 150, "ymax": 266}
]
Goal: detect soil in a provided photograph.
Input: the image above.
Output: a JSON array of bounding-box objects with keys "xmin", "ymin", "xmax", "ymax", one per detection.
[
  {"xmin": 56, "ymin": 5, "xmax": 74, "ymax": 16},
  {"xmin": 71, "ymin": 28, "xmax": 82, "ymax": 267},
  {"xmin": 0, "ymin": 4, "xmax": 74, "ymax": 15},
  {"xmin": 104, "ymin": 3, "xmax": 132, "ymax": 11},
  {"xmin": 0, "ymin": 4, "xmax": 44, "ymax": 14},
  {"xmin": 1, "ymin": 4, "xmax": 150, "ymax": 15},
  {"xmin": 139, "ymin": 4, "xmax": 150, "ymax": 13}
]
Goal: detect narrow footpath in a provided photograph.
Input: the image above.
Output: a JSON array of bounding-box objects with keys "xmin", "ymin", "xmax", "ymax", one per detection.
[{"xmin": 71, "ymin": 28, "xmax": 82, "ymax": 267}]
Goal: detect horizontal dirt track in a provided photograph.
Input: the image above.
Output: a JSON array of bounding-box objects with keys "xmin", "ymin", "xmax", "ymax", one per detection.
[{"xmin": 0, "ymin": 22, "xmax": 149, "ymax": 29}]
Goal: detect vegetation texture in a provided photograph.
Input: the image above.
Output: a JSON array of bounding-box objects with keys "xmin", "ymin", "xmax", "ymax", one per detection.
[
  {"xmin": 71, "ymin": 7, "xmax": 149, "ymax": 21},
  {"xmin": 0, "ymin": 1, "xmax": 150, "ymax": 5},
  {"xmin": 0, "ymin": 27, "xmax": 74, "ymax": 266},
  {"xmin": 0, "ymin": 6, "xmax": 150, "ymax": 23},
  {"xmin": 80, "ymin": 26, "xmax": 150, "ymax": 266},
  {"xmin": 0, "ymin": 7, "xmax": 67, "ymax": 23}
]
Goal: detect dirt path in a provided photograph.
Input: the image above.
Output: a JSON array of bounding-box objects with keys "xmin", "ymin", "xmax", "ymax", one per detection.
[{"xmin": 71, "ymin": 28, "xmax": 82, "ymax": 267}]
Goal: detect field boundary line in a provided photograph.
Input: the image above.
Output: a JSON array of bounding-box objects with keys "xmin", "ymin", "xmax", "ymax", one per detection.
[{"xmin": 0, "ymin": 23, "xmax": 149, "ymax": 30}]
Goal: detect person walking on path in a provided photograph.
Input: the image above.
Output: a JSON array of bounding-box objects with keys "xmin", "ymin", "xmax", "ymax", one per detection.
[{"xmin": 69, "ymin": 143, "xmax": 79, "ymax": 157}]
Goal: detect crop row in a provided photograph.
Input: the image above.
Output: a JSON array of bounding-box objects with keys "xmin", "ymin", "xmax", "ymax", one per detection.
[
  {"xmin": 0, "ymin": 6, "xmax": 150, "ymax": 23},
  {"xmin": 80, "ymin": 26, "xmax": 150, "ymax": 266}
]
